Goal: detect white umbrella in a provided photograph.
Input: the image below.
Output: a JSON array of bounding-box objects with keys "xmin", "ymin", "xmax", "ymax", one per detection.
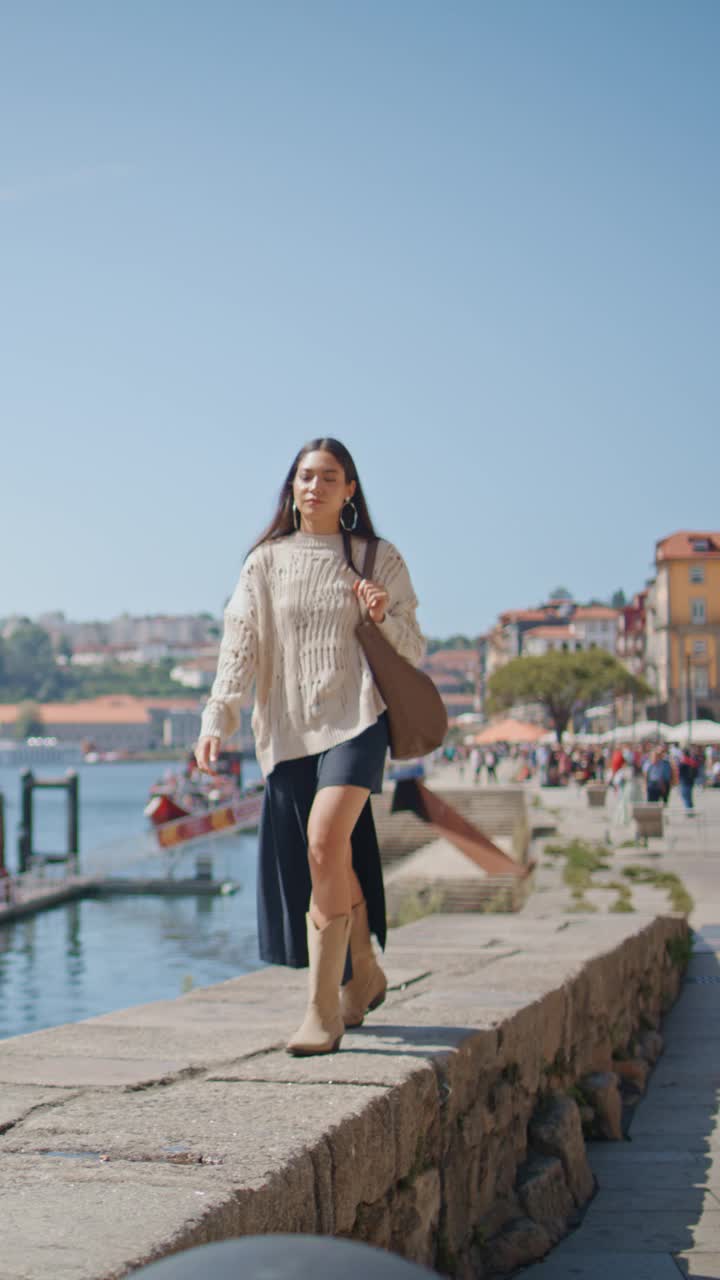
[
  {"xmin": 622, "ymin": 719, "xmax": 671, "ymax": 741},
  {"xmin": 595, "ymin": 721, "xmax": 664, "ymax": 744},
  {"xmin": 668, "ymin": 720, "xmax": 720, "ymax": 744}
]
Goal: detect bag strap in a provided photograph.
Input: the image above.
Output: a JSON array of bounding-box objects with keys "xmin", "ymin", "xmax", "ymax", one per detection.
[{"xmin": 362, "ymin": 538, "xmax": 379, "ymax": 581}]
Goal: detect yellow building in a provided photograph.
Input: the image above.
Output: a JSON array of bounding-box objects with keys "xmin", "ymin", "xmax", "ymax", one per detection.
[{"xmin": 646, "ymin": 531, "xmax": 720, "ymax": 722}]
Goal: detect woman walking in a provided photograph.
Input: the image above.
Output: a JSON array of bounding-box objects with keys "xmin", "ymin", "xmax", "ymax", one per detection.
[
  {"xmin": 677, "ymin": 746, "xmax": 699, "ymax": 813},
  {"xmin": 195, "ymin": 439, "xmax": 424, "ymax": 1056}
]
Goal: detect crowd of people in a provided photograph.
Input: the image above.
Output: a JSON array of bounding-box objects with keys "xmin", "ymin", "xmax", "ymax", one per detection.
[{"xmin": 442, "ymin": 738, "xmax": 720, "ymax": 815}]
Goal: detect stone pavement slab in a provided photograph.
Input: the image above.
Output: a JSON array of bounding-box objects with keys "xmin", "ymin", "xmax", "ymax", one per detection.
[
  {"xmin": 522, "ymin": 1252, "xmax": 683, "ymax": 1278},
  {"xmin": 589, "ymin": 1187, "xmax": 720, "ymax": 1213},
  {"xmin": 0, "ymin": 1156, "xmax": 234, "ymax": 1280},
  {"xmin": 677, "ymin": 1254, "xmax": 720, "ymax": 1278},
  {"xmin": 557, "ymin": 1212, "xmax": 720, "ymax": 1253},
  {"xmin": 0, "ymin": 1054, "xmax": 192, "ymax": 1088},
  {"xmin": 0, "ymin": 1084, "xmax": 80, "ymax": 1130}
]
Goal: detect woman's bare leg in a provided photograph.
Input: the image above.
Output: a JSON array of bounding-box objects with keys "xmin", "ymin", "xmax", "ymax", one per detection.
[{"xmin": 306, "ymin": 785, "xmax": 370, "ymax": 927}]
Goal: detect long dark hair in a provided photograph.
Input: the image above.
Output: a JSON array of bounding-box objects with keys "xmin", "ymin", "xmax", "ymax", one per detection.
[{"xmin": 250, "ymin": 438, "xmax": 378, "ymax": 573}]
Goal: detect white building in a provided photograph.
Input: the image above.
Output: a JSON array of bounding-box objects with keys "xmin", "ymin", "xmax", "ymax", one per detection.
[{"xmin": 570, "ymin": 606, "xmax": 620, "ymax": 652}]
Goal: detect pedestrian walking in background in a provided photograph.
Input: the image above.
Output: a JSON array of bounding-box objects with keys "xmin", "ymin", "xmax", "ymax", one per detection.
[
  {"xmin": 470, "ymin": 746, "xmax": 481, "ymax": 784},
  {"xmin": 645, "ymin": 748, "xmax": 671, "ymax": 804},
  {"xmin": 194, "ymin": 438, "xmax": 424, "ymax": 1056},
  {"xmin": 678, "ymin": 746, "xmax": 699, "ymax": 813},
  {"xmin": 484, "ymin": 748, "xmax": 498, "ymax": 783}
]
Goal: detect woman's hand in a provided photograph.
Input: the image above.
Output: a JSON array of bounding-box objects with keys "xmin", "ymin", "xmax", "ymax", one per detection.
[
  {"xmin": 195, "ymin": 735, "xmax": 220, "ymax": 774},
  {"xmin": 353, "ymin": 576, "xmax": 389, "ymax": 624}
]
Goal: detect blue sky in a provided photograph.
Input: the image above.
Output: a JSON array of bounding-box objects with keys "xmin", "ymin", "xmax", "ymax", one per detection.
[{"xmin": 1, "ymin": 0, "xmax": 718, "ymax": 636}]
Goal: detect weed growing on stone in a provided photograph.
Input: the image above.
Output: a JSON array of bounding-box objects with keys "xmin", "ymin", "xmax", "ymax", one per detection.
[
  {"xmin": 610, "ymin": 895, "xmax": 635, "ymax": 913},
  {"xmin": 599, "ymin": 885, "xmax": 632, "ymax": 916},
  {"xmin": 566, "ymin": 894, "xmax": 599, "ymax": 913},
  {"xmin": 666, "ymin": 933, "xmax": 693, "ymax": 969},
  {"xmin": 545, "ymin": 839, "xmax": 611, "ymax": 873},
  {"xmin": 545, "ymin": 838, "xmax": 612, "ymax": 909},
  {"xmin": 595, "ymin": 879, "xmax": 635, "ymax": 913},
  {"xmin": 622, "ymin": 866, "xmax": 694, "ymax": 916},
  {"xmin": 388, "ymin": 887, "xmax": 446, "ymax": 929}
]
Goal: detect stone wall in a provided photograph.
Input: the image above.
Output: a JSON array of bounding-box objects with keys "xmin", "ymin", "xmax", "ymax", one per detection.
[
  {"xmin": 0, "ymin": 912, "xmax": 688, "ymax": 1280},
  {"xmin": 340, "ymin": 917, "xmax": 687, "ymax": 1277}
]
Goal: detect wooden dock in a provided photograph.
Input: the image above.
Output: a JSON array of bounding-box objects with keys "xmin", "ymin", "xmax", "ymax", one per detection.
[{"xmin": 0, "ymin": 873, "xmax": 240, "ymax": 925}]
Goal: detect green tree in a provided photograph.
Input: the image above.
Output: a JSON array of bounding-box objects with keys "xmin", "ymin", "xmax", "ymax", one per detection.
[
  {"xmin": 14, "ymin": 700, "xmax": 44, "ymax": 740},
  {"xmin": 55, "ymin": 635, "xmax": 74, "ymax": 661},
  {"xmin": 0, "ymin": 624, "xmax": 64, "ymax": 700},
  {"xmin": 426, "ymin": 635, "xmax": 478, "ymax": 654},
  {"xmin": 486, "ymin": 649, "xmax": 651, "ymax": 742},
  {"xmin": 610, "ymin": 589, "xmax": 628, "ymax": 609}
]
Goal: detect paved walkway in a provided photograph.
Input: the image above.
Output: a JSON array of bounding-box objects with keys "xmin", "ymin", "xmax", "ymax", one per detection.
[{"xmin": 517, "ymin": 775, "xmax": 720, "ymax": 1279}]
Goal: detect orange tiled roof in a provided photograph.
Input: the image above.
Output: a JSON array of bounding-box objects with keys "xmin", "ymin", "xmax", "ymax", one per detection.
[
  {"xmin": 172, "ymin": 656, "xmax": 219, "ymax": 672},
  {"xmin": 656, "ymin": 531, "xmax": 720, "ymax": 561},
  {"xmin": 424, "ymin": 649, "xmax": 478, "ymax": 670},
  {"xmin": 0, "ymin": 695, "xmax": 201, "ymax": 726},
  {"xmin": 573, "ymin": 606, "xmax": 619, "ymax": 620},
  {"xmin": 525, "ymin": 625, "xmax": 573, "ymax": 640},
  {"xmin": 499, "ymin": 609, "xmax": 549, "ymax": 624}
]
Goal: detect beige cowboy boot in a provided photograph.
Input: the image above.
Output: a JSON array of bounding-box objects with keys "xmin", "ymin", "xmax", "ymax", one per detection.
[
  {"xmin": 287, "ymin": 913, "xmax": 351, "ymax": 1056},
  {"xmin": 340, "ymin": 899, "xmax": 387, "ymax": 1029}
]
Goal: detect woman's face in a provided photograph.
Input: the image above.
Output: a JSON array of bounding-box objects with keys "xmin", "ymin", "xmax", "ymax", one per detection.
[{"xmin": 292, "ymin": 449, "xmax": 356, "ymax": 531}]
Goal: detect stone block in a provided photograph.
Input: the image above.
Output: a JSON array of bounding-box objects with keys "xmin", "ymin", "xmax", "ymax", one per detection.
[
  {"xmin": 390, "ymin": 1072, "xmax": 441, "ymax": 1182},
  {"xmin": 440, "ymin": 1130, "xmax": 475, "ymax": 1256},
  {"xmin": 580, "ymin": 1072, "xmax": 623, "ymax": 1141},
  {"xmin": 459, "ymin": 1096, "xmax": 493, "ymax": 1147},
  {"xmin": 486, "ymin": 1079, "xmax": 515, "ymax": 1132},
  {"xmin": 638, "ymin": 1029, "xmax": 664, "ymax": 1064},
  {"xmin": 528, "ymin": 1094, "xmax": 594, "ymax": 1205},
  {"xmin": 485, "ymin": 1216, "xmax": 552, "ymax": 1274},
  {"xmin": 475, "ymin": 1192, "xmax": 522, "ymax": 1240},
  {"xmin": 391, "ymin": 1168, "xmax": 441, "ymax": 1266},
  {"xmin": 353, "ymin": 1194, "xmax": 393, "ymax": 1250},
  {"xmin": 613, "ymin": 1057, "xmax": 650, "ymax": 1092},
  {"xmin": 330, "ymin": 1094, "xmax": 397, "ymax": 1232},
  {"xmin": 517, "ymin": 1154, "xmax": 575, "ymax": 1242},
  {"xmin": 633, "ymin": 801, "xmax": 664, "ymax": 837}
]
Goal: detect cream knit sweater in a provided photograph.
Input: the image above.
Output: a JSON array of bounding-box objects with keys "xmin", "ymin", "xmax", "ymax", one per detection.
[{"xmin": 200, "ymin": 532, "xmax": 425, "ymax": 777}]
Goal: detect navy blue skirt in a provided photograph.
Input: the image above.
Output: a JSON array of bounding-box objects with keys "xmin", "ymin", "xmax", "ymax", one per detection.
[{"xmin": 257, "ymin": 716, "xmax": 388, "ymax": 969}]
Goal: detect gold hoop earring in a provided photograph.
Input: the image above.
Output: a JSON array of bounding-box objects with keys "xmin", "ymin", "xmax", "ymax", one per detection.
[{"xmin": 340, "ymin": 499, "xmax": 358, "ymax": 532}]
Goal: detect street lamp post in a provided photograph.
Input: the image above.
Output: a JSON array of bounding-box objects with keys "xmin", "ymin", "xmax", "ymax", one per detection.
[{"xmin": 686, "ymin": 650, "xmax": 694, "ymax": 744}]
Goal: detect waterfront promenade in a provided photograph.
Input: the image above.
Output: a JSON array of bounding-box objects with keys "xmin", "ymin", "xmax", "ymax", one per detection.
[
  {"xmin": 522, "ymin": 775, "xmax": 720, "ymax": 1279},
  {"xmin": 0, "ymin": 767, "xmax": 711, "ymax": 1278}
]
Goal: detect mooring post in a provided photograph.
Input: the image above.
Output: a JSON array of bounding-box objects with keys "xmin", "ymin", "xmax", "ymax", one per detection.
[
  {"xmin": 66, "ymin": 770, "xmax": 79, "ymax": 870},
  {"xmin": 0, "ymin": 793, "xmax": 5, "ymax": 874},
  {"xmin": 18, "ymin": 769, "xmax": 34, "ymax": 875},
  {"xmin": 0, "ymin": 794, "xmax": 11, "ymax": 904}
]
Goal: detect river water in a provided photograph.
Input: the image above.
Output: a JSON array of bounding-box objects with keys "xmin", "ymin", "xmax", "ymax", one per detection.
[{"xmin": 0, "ymin": 760, "xmax": 264, "ymax": 1040}]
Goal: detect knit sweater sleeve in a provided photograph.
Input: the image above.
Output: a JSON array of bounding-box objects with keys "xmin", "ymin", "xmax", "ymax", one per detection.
[
  {"xmin": 374, "ymin": 541, "xmax": 426, "ymax": 666},
  {"xmin": 199, "ymin": 556, "xmax": 260, "ymax": 742}
]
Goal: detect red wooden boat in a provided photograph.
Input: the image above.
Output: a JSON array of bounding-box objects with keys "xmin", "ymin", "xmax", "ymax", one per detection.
[
  {"xmin": 144, "ymin": 750, "xmax": 263, "ymax": 849},
  {"xmin": 151, "ymin": 790, "xmax": 264, "ymax": 850}
]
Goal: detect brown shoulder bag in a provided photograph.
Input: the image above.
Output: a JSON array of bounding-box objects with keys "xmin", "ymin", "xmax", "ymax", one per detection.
[{"xmin": 355, "ymin": 539, "xmax": 448, "ymax": 760}]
